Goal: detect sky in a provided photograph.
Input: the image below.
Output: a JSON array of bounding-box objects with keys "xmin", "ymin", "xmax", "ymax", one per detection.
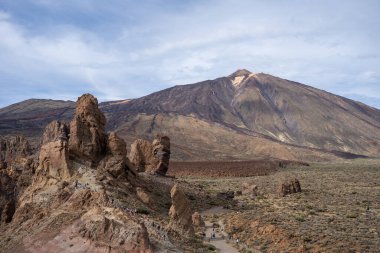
[{"xmin": 0, "ymin": 0, "xmax": 379, "ymax": 108}]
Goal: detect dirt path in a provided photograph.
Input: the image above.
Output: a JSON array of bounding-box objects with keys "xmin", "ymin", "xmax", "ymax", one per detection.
[
  {"xmin": 202, "ymin": 207, "xmax": 262, "ymax": 253},
  {"xmin": 204, "ymin": 220, "xmax": 239, "ymax": 253},
  {"xmin": 202, "ymin": 207, "xmax": 240, "ymax": 253}
]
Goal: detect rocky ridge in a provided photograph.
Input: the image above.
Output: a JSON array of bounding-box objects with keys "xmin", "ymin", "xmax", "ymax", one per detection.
[{"xmin": 0, "ymin": 94, "xmax": 188, "ymax": 253}]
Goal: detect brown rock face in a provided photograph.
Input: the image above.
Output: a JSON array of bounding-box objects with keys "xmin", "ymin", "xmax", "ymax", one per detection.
[
  {"xmin": 278, "ymin": 178, "xmax": 301, "ymax": 197},
  {"xmin": 168, "ymin": 184, "xmax": 194, "ymax": 238},
  {"xmin": 98, "ymin": 132, "xmax": 130, "ymax": 178},
  {"xmin": 129, "ymin": 135, "xmax": 171, "ymax": 175},
  {"xmin": 68, "ymin": 94, "xmax": 107, "ymax": 165},
  {"xmin": 129, "ymin": 139, "xmax": 154, "ymax": 172},
  {"xmin": 0, "ymin": 136, "xmax": 31, "ymax": 167},
  {"xmin": 0, "ymin": 172, "xmax": 16, "ymax": 223},
  {"xmin": 107, "ymin": 132, "xmax": 127, "ymax": 156},
  {"xmin": 242, "ymin": 182, "xmax": 259, "ymax": 199},
  {"xmin": 0, "ymin": 136, "xmax": 35, "ymax": 224},
  {"xmin": 150, "ymin": 135, "xmax": 170, "ymax": 176},
  {"xmin": 192, "ymin": 212, "xmax": 205, "ymax": 227},
  {"xmin": 37, "ymin": 120, "xmax": 70, "ymax": 180}
]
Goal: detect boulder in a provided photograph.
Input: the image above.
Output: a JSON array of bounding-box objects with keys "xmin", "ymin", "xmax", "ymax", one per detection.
[
  {"xmin": 168, "ymin": 184, "xmax": 194, "ymax": 238},
  {"xmin": 278, "ymin": 178, "xmax": 302, "ymax": 197},
  {"xmin": 37, "ymin": 120, "xmax": 71, "ymax": 180},
  {"xmin": 98, "ymin": 132, "xmax": 135, "ymax": 178},
  {"xmin": 242, "ymin": 182, "xmax": 259, "ymax": 198},
  {"xmin": 68, "ymin": 94, "xmax": 107, "ymax": 165},
  {"xmin": 192, "ymin": 212, "xmax": 205, "ymax": 227}
]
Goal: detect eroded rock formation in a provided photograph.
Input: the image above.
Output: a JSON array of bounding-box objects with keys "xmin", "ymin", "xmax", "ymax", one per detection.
[
  {"xmin": 36, "ymin": 120, "xmax": 70, "ymax": 181},
  {"xmin": 0, "ymin": 136, "xmax": 31, "ymax": 168},
  {"xmin": 150, "ymin": 135, "xmax": 170, "ymax": 175},
  {"xmin": 129, "ymin": 139, "xmax": 154, "ymax": 172},
  {"xmin": 168, "ymin": 184, "xmax": 194, "ymax": 238},
  {"xmin": 68, "ymin": 94, "xmax": 107, "ymax": 165},
  {"xmin": 0, "ymin": 136, "xmax": 35, "ymax": 224},
  {"xmin": 98, "ymin": 132, "xmax": 130, "ymax": 178},
  {"xmin": 1, "ymin": 94, "xmax": 157, "ymax": 252},
  {"xmin": 129, "ymin": 135, "xmax": 171, "ymax": 176},
  {"xmin": 278, "ymin": 178, "xmax": 301, "ymax": 197},
  {"xmin": 192, "ymin": 212, "xmax": 205, "ymax": 227}
]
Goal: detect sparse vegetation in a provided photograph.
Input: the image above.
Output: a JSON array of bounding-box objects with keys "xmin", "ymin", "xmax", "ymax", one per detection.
[{"xmin": 180, "ymin": 159, "xmax": 380, "ymax": 252}]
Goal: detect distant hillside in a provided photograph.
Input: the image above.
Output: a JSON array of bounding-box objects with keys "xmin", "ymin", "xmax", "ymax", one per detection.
[{"xmin": 1, "ymin": 69, "xmax": 379, "ymax": 161}]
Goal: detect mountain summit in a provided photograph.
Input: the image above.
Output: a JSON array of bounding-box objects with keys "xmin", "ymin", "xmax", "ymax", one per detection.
[{"xmin": 0, "ymin": 71, "xmax": 379, "ymax": 161}]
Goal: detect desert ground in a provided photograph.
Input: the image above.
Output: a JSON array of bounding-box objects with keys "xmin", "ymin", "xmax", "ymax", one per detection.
[{"xmin": 172, "ymin": 158, "xmax": 380, "ymax": 252}]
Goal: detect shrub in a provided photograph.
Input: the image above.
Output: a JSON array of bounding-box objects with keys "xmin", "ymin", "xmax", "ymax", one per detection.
[{"xmin": 136, "ymin": 208, "xmax": 150, "ymax": 215}]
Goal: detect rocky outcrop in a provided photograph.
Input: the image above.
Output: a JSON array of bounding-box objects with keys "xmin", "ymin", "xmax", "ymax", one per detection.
[
  {"xmin": 129, "ymin": 135, "xmax": 171, "ymax": 175},
  {"xmin": 149, "ymin": 135, "xmax": 170, "ymax": 175},
  {"xmin": 129, "ymin": 139, "xmax": 154, "ymax": 172},
  {"xmin": 36, "ymin": 120, "xmax": 70, "ymax": 181},
  {"xmin": 0, "ymin": 136, "xmax": 31, "ymax": 168},
  {"xmin": 0, "ymin": 136, "xmax": 35, "ymax": 224},
  {"xmin": 68, "ymin": 94, "xmax": 107, "ymax": 165},
  {"xmin": 76, "ymin": 209, "xmax": 152, "ymax": 252},
  {"xmin": 0, "ymin": 94, "xmax": 165, "ymax": 252},
  {"xmin": 192, "ymin": 212, "xmax": 205, "ymax": 227},
  {"xmin": 242, "ymin": 182, "xmax": 259, "ymax": 199},
  {"xmin": 0, "ymin": 172, "xmax": 16, "ymax": 223},
  {"xmin": 98, "ymin": 132, "xmax": 133, "ymax": 178},
  {"xmin": 168, "ymin": 184, "xmax": 194, "ymax": 238},
  {"xmin": 278, "ymin": 178, "xmax": 301, "ymax": 197}
]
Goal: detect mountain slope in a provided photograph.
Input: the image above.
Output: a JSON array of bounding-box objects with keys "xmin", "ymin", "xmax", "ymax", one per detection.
[{"xmin": 0, "ymin": 70, "xmax": 379, "ymax": 161}]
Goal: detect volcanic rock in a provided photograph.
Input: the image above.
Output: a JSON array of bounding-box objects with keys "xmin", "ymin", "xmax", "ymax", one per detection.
[
  {"xmin": 192, "ymin": 212, "xmax": 205, "ymax": 227},
  {"xmin": 149, "ymin": 135, "xmax": 171, "ymax": 176},
  {"xmin": 278, "ymin": 178, "xmax": 302, "ymax": 197},
  {"xmin": 0, "ymin": 136, "xmax": 31, "ymax": 167},
  {"xmin": 68, "ymin": 94, "xmax": 107, "ymax": 165},
  {"xmin": 36, "ymin": 120, "xmax": 71, "ymax": 181},
  {"xmin": 129, "ymin": 139, "xmax": 154, "ymax": 172},
  {"xmin": 242, "ymin": 182, "xmax": 259, "ymax": 199},
  {"xmin": 97, "ymin": 132, "xmax": 137, "ymax": 178},
  {"xmin": 107, "ymin": 132, "xmax": 127, "ymax": 156},
  {"xmin": 129, "ymin": 135, "xmax": 171, "ymax": 175},
  {"xmin": 0, "ymin": 94, "xmax": 163, "ymax": 252},
  {"xmin": 168, "ymin": 184, "xmax": 195, "ymax": 238},
  {"xmin": 0, "ymin": 172, "xmax": 16, "ymax": 223}
]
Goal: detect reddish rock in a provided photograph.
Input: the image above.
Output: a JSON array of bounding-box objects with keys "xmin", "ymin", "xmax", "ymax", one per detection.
[
  {"xmin": 128, "ymin": 139, "xmax": 154, "ymax": 172},
  {"xmin": 98, "ymin": 132, "xmax": 136, "ymax": 178},
  {"xmin": 129, "ymin": 135, "xmax": 171, "ymax": 176},
  {"xmin": 149, "ymin": 135, "xmax": 171, "ymax": 176},
  {"xmin": 192, "ymin": 212, "xmax": 205, "ymax": 227},
  {"xmin": 37, "ymin": 120, "xmax": 71, "ymax": 180},
  {"xmin": 278, "ymin": 178, "xmax": 302, "ymax": 197},
  {"xmin": 0, "ymin": 136, "xmax": 31, "ymax": 167},
  {"xmin": 168, "ymin": 184, "xmax": 194, "ymax": 238},
  {"xmin": 242, "ymin": 182, "xmax": 259, "ymax": 199},
  {"xmin": 107, "ymin": 132, "xmax": 127, "ymax": 156},
  {"xmin": 68, "ymin": 94, "xmax": 107, "ymax": 165}
]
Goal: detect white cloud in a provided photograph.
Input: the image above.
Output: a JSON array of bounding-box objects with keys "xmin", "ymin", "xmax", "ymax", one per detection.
[{"xmin": 0, "ymin": 0, "xmax": 379, "ymax": 108}]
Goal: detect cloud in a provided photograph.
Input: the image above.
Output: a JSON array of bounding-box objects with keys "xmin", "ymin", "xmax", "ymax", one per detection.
[{"xmin": 0, "ymin": 0, "xmax": 379, "ymax": 108}]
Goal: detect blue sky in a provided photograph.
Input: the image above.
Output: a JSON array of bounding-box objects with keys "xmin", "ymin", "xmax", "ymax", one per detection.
[{"xmin": 0, "ymin": 0, "xmax": 379, "ymax": 108}]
